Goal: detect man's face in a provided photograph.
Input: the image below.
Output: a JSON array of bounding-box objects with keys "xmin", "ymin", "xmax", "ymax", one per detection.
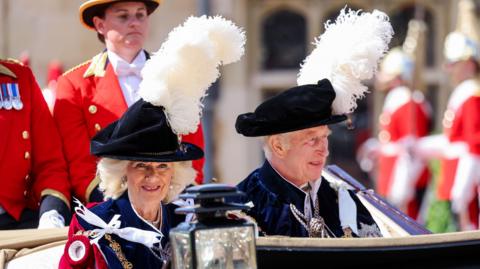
[
  {"xmin": 445, "ymin": 59, "xmax": 476, "ymax": 85},
  {"xmin": 273, "ymin": 125, "xmax": 331, "ymax": 186},
  {"xmin": 94, "ymin": 1, "xmax": 149, "ymax": 56}
]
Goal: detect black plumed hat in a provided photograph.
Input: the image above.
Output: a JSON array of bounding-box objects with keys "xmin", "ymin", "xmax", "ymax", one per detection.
[
  {"xmin": 235, "ymin": 79, "xmax": 347, "ymax": 137},
  {"xmin": 91, "ymin": 99, "xmax": 203, "ymax": 162},
  {"xmin": 90, "ymin": 16, "xmax": 246, "ymax": 161}
]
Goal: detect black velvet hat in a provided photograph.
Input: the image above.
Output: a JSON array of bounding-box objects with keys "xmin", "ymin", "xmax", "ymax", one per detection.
[
  {"xmin": 236, "ymin": 79, "xmax": 347, "ymax": 137},
  {"xmin": 91, "ymin": 99, "xmax": 203, "ymax": 162}
]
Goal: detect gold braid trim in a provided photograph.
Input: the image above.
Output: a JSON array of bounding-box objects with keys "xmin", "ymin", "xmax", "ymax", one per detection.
[
  {"xmin": 104, "ymin": 234, "xmax": 133, "ymax": 269},
  {"xmin": 62, "ymin": 60, "xmax": 90, "ymax": 76},
  {"xmin": 41, "ymin": 189, "xmax": 71, "ymax": 209},
  {"xmin": 85, "ymin": 176, "xmax": 101, "ymax": 202}
]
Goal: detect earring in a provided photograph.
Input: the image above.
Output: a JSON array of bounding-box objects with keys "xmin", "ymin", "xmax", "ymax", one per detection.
[{"xmin": 121, "ymin": 176, "xmax": 127, "ymax": 188}]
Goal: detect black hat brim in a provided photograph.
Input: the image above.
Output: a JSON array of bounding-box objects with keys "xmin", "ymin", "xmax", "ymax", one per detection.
[
  {"xmin": 90, "ymin": 100, "xmax": 204, "ymax": 163},
  {"xmin": 92, "ymin": 142, "xmax": 204, "ymax": 162},
  {"xmin": 237, "ymin": 114, "xmax": 347, "ymax": 137}
]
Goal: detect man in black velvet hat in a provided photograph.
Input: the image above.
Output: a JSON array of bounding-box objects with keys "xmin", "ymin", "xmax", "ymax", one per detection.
[
  {"xmin": 235, "ymin": 79, "xmax": 382, "ymax": 238},
  {"xmin": 233, "ymin": 6, "xmax": 394, "ymax": 238}
]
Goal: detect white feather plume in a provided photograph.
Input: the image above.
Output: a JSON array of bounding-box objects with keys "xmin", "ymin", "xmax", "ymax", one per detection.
[
  {"xmin": 297, "ymin": 8, "xmax": 393, "ymax": 114},
  {"xmin": 139, "ymin": 15, "xmax": 245, "ymax": 135}
]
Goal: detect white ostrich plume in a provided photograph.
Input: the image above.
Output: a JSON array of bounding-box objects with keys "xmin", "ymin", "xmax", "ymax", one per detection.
[
  {"xmin": 297, "ymin": 7, "xmax": 393, "ymax": 114},
  {"xmin": 139, "ymin": 15, "xmax": 245, "ymax": 135}
]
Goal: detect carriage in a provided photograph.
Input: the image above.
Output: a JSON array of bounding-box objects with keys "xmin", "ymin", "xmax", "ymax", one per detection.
[{"xmin": 1, "ymin": 165, "xmax": 478, "ymax": 269}]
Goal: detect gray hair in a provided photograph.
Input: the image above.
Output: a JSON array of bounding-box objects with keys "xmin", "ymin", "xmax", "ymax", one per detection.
[
  {"xmin": 97, "ymin": 158, "xmax": 196, "ymax": 203},
  {"xmin": 263, "ymin": 133, "xmax": 292, "ymax": 161}
]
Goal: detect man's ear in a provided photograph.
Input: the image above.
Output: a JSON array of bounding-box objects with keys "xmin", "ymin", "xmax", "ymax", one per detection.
[
  {"xmin": 269, "ymin": 135, "xmax": 287, "ymax": 158},
  {"xmin": 92, "ymin": 16, "xmax": 104, "ymax": 34}
]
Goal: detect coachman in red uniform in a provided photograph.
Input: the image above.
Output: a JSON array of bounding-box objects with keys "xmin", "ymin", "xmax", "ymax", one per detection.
[
  {"xmin": 54, "ymin": 0, "xmax": 205, "ymax": 203},
  {"xmin": 0, "ymin": 59, "xmax": 71, "ymax": 229}
]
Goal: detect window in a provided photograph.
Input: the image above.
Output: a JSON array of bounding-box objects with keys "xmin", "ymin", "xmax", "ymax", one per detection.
[
  {"xmin": 390, "ymin": 4, "xmax": 435, "ymax": 67},
  {"xmin": 261, "ymin": 10, "xmax": 306, "ymax": 70}
]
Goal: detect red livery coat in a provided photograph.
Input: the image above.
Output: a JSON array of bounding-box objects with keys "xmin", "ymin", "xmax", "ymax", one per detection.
[
  {"xmin": 438, "ymin": 79, "xmax": 480, "ymax": 225},
  {"xmin": 54, "ymin": 52, "xmax": 205, "ymax": 202},
  {"xmin": 377, "ymin": 86, "xmax": 431, "ymax": 218},
  {"xmin": 0, "ymin": 60, "xmax": 70, "ymax": 220}
]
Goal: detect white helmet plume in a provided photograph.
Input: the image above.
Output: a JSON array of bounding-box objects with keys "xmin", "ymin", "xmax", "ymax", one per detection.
[
  {"xmin": 297, "ymin": 8, "xmax": 393, "ymax": 114},
  {"xmin": 139, "ymin": 15, "xmax": 245, "ymax": 135}
]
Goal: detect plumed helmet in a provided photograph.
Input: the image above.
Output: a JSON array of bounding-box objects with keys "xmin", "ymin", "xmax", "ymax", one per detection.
[
  {"xmin": 444, "ymin": 0, "xmax": 480, "ymax": 63},
  {"xmin": 378, "ymin": 47, "xmax": 414, "ymax": 84}
]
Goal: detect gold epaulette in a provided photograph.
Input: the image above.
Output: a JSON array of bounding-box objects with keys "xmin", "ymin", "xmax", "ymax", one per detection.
[
  {"xmin": 83, "ymin": 51, "xmax": 108, "ymax": 78},
  {"xmin": 0, "ymin": 60, "xmax": 18, "ymax": 78},
  {"xmin": 4, "ymin": 58, "xmax": 23, "ymax": 65},
  {"xmin": 62, "ymin": 60, "xmax": 91, "ymax": 76}
]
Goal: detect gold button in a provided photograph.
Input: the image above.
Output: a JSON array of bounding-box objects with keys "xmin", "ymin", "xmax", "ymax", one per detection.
[
  {"xmin": 378, "ymin": 130, "xmax": 391, "ymax": 143},
  {"xmin": 443, "ymin": 118, "xmax": 453, "ymax": 129},
  {"xmin": 25, "ymin": 174, "xmax": 29, "ymax": 181},
  {"xmin": 23, "ymin": 190, "xmax": 27, "ymax": 196},
  {"xmin": 94, "ymin": 123, "xmax": 101, "ymax": 131},
  {"xmin": 444, "ymin": 109, "xmax": 455, "ymax": 121},
  {"xmin": 22, "ymin": 131, "xmax": 29, "ymax": 139},
  {"xmin": 24, "ymin": 151, "xmax": 30, "ymax": 159},
  {"xmin": 88, "ymin": 105, "xmax": 98, "ymax": 114}
]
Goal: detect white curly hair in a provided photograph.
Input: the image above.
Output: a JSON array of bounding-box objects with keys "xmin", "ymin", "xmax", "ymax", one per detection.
[{"xmin": 97, "ymin": 158, "xmax": 197, "ymax": 203}]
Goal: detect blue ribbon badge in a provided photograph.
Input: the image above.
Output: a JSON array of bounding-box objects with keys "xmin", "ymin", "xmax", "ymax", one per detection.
[
  {"xmin": 1, "ymin": 83, "xmax": 12, "ymax": 110},
  {"xmin": 10, "ymin": 83, "xmax": 23, "ymax": 110},
  {"xmin": 0, "ymin": 84, "xmax": 3, "ymax": 109}
]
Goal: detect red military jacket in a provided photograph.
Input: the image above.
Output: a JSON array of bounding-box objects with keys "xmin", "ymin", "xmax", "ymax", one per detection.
[
  {"xmin": 0, "ymin": 60, "xmax": 70, "ymax": 220},
  {"xmin": 54, "ymin": 51, "xmax": 205, "ymax": 203},
  {"xmin": 377, "ymin": 86, "xmax": 431, "ymax": 198},
  {"xmin": 438, "ymin": 79, "xmax": 480, "ymax": 201}
]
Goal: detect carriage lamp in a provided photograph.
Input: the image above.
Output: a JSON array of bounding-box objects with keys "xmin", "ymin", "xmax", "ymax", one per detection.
[{"xmin": 170, "ymin": 184, "xmax": 257, "ymax": 269}]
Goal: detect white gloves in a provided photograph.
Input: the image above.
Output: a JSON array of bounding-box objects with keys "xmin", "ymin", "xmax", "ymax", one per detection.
[
  {"xmin": 356, "ymin": 138, "xmax": 379, "ymax": 173},
  {"xmin": 414, "ymin": 134, "xmax": 448, "ymax": 160},
  {"xmin": 38, "ymin": 209, "xmax": 65, "ymax": 229},
  {"xmin": 451, "ymin": 154, "xmax": 480, "ymax": 213},
  {"xmin": 388, "ymin": 150, "xmax": 424, "ymax": 207}
]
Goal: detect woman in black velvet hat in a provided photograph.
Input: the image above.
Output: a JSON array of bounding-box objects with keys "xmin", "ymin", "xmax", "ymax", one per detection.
[
  {"xmin": 59, "ymin": 100, "xmax": 203, "ymax": 269},
  {"xmin": 59, "ymin": 15, "xmax": 245, "ymax": 269}
]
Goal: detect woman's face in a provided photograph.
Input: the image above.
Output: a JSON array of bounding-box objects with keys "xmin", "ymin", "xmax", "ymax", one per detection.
[
  {"xmin": 126, "ymin": 161, "xmax": 174, "ymax": 206},
  {"xmin": 93, "ymin": 1, "xmax": 149, "ymax": 55}
]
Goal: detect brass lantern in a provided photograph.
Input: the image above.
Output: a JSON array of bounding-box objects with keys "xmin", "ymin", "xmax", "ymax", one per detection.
[{"xmin": 170, "ymin": 184, "xmax": 257, "ymax": 269}]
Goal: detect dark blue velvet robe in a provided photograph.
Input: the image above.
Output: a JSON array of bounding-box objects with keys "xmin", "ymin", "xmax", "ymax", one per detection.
[
  {"xmin": 75, "ymin": 192, "xmax": 183, "ymax": 268},
  {"xmin": 236, "ymin": 161, "xmax": 379, "ymax": 237}
]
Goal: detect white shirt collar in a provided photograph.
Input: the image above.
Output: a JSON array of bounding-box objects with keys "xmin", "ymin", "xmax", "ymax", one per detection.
[{"xmin": 107, "ymin": 50, "xmax": 146, "ymax": 76}]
